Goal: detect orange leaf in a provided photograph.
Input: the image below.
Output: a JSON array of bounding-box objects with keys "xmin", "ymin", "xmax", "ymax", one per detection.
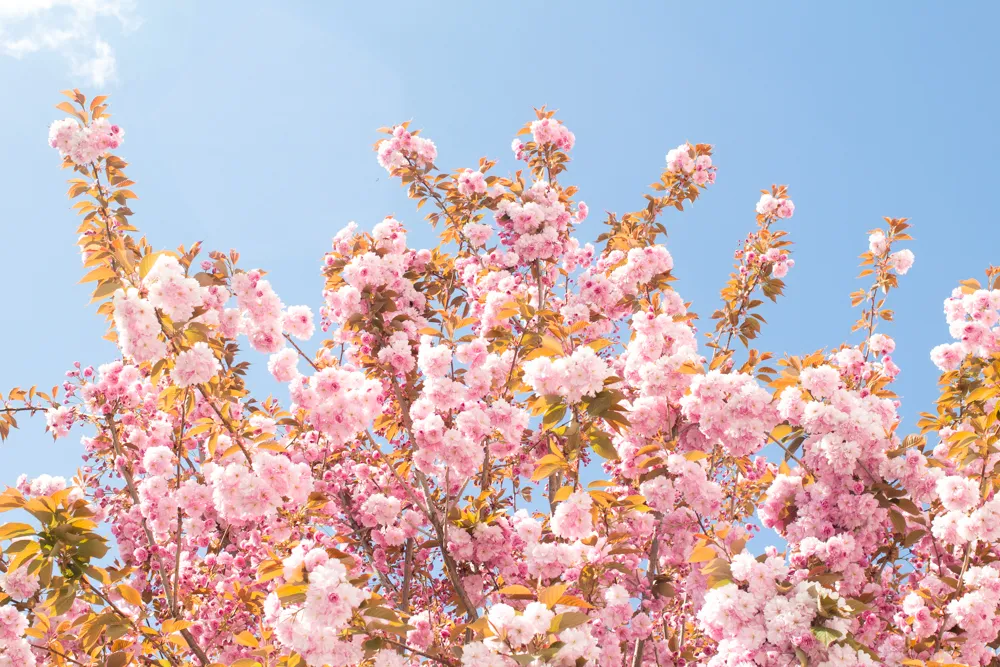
[{"xmin": 688, "ymin": 545, "xmax": 717, "ymax": 563}]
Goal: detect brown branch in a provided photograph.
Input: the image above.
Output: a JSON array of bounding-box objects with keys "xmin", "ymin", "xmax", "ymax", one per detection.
[
  {"xmin": 172, "ymin": 388, "xmax": 189, "ymax": 613},
  {"xmin": 284, "ymin": 333, "xmax": 320, "ymax": 373},
  {"xmin": 0, "ymin": 405, "xmax": 49, "ymax": 414},
  {"xmin": 401, "ymin": 537, "xmax": 415, "ymax": 614},
  {"xmin": 30, "ymin": 644, "xmax": 87, "ymax": 666},
  {"xmin": 767, "ymin": 432, "xmax": 811, "ymax": 474},
  {"xmin": 379, "ymin": 636, "xmax": 455, "ymax": 666}
]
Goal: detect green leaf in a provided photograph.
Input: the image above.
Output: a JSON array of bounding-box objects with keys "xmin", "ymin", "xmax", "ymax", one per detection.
[
  {"xmin": 589, "ymin": 431, "xmax": 619, "ymax": 460},
  {"xmin": 549, "ymin": 611, "xmax": 591, "ymax": 632},
  {"xmin": 811, "ymin": 625, "xmax": 842, "ymax": 647},
  {"xmin": 364, "ymin": 606, "xmax": 401, "ymax": 622},
  {"xmin": 585, "ymin": 391, "xmax": 613, "ymax": 417}
]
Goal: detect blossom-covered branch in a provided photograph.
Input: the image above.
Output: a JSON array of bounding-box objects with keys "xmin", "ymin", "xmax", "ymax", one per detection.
[{"xmin": 2, "ymin": 89, "xmax": 997, "ymax": 667}]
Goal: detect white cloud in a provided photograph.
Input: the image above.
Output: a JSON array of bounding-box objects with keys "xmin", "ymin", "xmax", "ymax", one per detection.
[{"xmin": 0, "ymin": 0, "xmax": 138, "ymax": 86}]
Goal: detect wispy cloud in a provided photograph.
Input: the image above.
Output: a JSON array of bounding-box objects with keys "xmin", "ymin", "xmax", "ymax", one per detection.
[{"xmin": 0, "ymin": 0, "xmax": 138, "ymax": 86}]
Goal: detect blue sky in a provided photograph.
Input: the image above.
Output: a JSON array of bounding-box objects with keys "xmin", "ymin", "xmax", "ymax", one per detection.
[{"xmin": 2, "ymin": 1, "xmax": 999, "ymax": 491}]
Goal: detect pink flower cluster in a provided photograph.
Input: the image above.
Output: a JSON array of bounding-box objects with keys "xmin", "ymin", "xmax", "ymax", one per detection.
[
  {"xmin": 666, "ymin": 143, "xmax": 717, "ymax": 186},
  {"xmin": 870, "ymin": 230, "xmax": 915, "ymax": 274},
  {"xmin": 868, "ymin": 230, "xmax": 889, "ymax": 255},
  {"xmin": 944, "ymin": 566, "xmax": 1000, "ymax": 657},
  {"xmin": 377, "ymin": 330, "xmax": 416, "ymax": 374},
  {"xmin": 456, "ymin": 168, "xmax": 487, "ymax": 196},
  {"xmin": 529, "ymin": 117, "xmax": 576, "ymax": 151},
  {"xmin": 930, "ymin": 480, "xmax": 1000, "ymax": 546},
  {"xmin": 680, "ymin": 370, "xmax": 780, "ymax": 457},
  {"xmin": 267, "ymin": 348, "xmax": 300, "ymax": 382},
  {"xmin": 15, "ymin": 474, "xmax": 70, "ymax": 499},
  {"xmin": 756, "ymin": 193, "xmax": 795, "ymax": 219},
  {"xmin": 48, "ymin": 117, "xmax": 124, "ymax": 166},
  {"xmin": 484, "ymin": 601, "xmax": 555, "ymax": 648},
  {"xmin": 464, "ymin": 221, "xmax": 493, "ymax": 247},
  {"xmin": 698, "ymin": 553, "xmax": 879, "ymax": 667},
  {"xmin": 144, "ymin": 255, "xmax": 205, "ymax": 322},
  {"xmin": 267, "ymin": 547, "xmax": 369, "ymax": 666},
  {"xmin": 891, "ymin": 248, "xmax": 915, "ymax": 274},
  {"xmin": 550, "ymin": 489, "xmax": 594, "ymax": 540},
  {"xmin": 282, "ymin": 305, "xmax": 314, "ymax": 340},
  {"xmin": 510, "ymin": 509, "xmax": 587, "ymax": 579},
  {"xmin": 666, "ymin": 453, "xmax": 725, "ymax": 515},
  {"xmin": 289, "ymin": 367, "xmax": 383, "ymax": 446},
  {"xmin": 232, "ymin": 271, "xmax": 285, "ymax": 353},
  {"xmin": 142, "ymin": 445, "xmax": 174, "ymax": 476},
  {"xmin": 522, "ymin": 346, "xmax": 613, "ymax": 404},
  {"xmin": 764, "ymin": 247, "xmax": 795, "ymax": 278},
  {"xmin": 31, "ymin": 98, "xmax": 984, "ymax": 667},
  {"xmin": 376, "ymin": 125, "xmax": 438, "ymax": 173},
  {"xmin": 495, "ymin": 181, "xmax": 575, "ymax": 263},
  {"xmin": 112, "ymin": 288, "xmax": 167, "ymax": 362},
  {"xmin": 170, "ymin": 342, "xmax": 221, "ymax": 387},
  {"xmin": 341, "ymin": 251, "xmax": 406, "ymax": 292},
  {"xmin": 622, "ymin": 305, "xmax": 700, "ymax": 413},
  {"xmin": 205, "ymin": 451, "xmax": 312, "ymax": 524},
  {"xmin": 0, "ymin": 607, "xmax": 35, "ymax": 667},
  {"xmin": 931, "ymin": 287, "xmax": 1000, "ymax": 370},
  {"xmin": 359, "ymin": 493, "xmax": 401, "ymax": 528},
  {"xmin": 868, "ymin": 333, "xmax": 895, "ymax": 356},
  {"xmin": 411, "ymin": 411, "xmax": 485, "ymax": 481},
  {"xmin": 0, "ymin": 566, "xmax": 40, "ymax": 601},
  {"xmin": 462, "ymin": 617, "xmax": 600, "ymax": 666},
  {"xmin": 756, "ymin": 356, "xmax": 905, "ymax": 612},
  {"xmin": 608, "ymin": 246, "xmax": 674, "ymax": 294},
  {"xmin": 80, "ymin": 360, "xmax": 147, "ymax": 411},
  {"xmin": 44, "ymin": 405, "xmax": 74, "ymax": 439}
]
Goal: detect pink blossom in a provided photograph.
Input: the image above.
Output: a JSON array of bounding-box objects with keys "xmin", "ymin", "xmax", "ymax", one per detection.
[
  {"xmin": 937, "ymin": 475, "xmax": 979, "ymax": 512},
  {"xmin": 464, "ymin": 222, "xmax": 493, "ymax": 247},
  {"xmin": 891, "ymin": 248, "xmax": 915, "ymax": 274},
  {"xmin": 869, "ymin": 230, "xmax": 888, "ymax": 255},
  {"xmin": 667, "ymin": 144, "xmax": 696, "ymax": 174},
  {"xmin": 457, "ymin": 168, "xmax": 488, "ymax": 196},
  {"xmin": 144, "ymin": 254, "xmax": 205, "ymax": 322},
  {"xmin": 0, "ymin": 567, "xmax": 40, "ymax": 601},
  {"xmin": 799, "ymin": 365, "xmax": 841, "ymax": 399},
  {"xmin": 171, "ymin": 342, "xmax": 221, "ymax": 387},
  {"xmin": 530, "ymin": 117, "xmax": 575, "ymax": 150},
  {"xmin": 522, "ymin": 346, "xmax": 612, "ymax": 404},
  {"xmin": 868, "ymin": 333, "xmax": 896, "ymax": 355},
  {"xmin": 360, "ymin": 493, "xmax": 401, "ymax": 527},
  {"xmin": 45, "ymin": 405, "xmax": 74, "ymax": 439},
  {"xmin": 113, "ymin": 288, "xmax": 167, "ymax": 362},
  {"xmin": 267, "ymin": 348, "xmax": 300, "ymax": 382},
  {"xmin": 680, "ymin": 371, "xmax": 779, "ymax": 457},
  {"xmin": 142, "ymin": 446, "xmax": 174, "ymax": 476},
  {"xmin": 282, "ymin": 305, "xmax": 315, "ymax": 340},
  {"xmin": 377, "ymin": 125, "xmax": 437, "ymax": 172},
  {"xmin": 30, "ymin": 97, "xmax": 1000, "ymax": 667},
  {"xmin": 550, "ymin": 490, "xmax": 594, "ymax": 541},
  {"xmin": 930, "ymin": 342, "xmax": 965, "ymax": 371},
  {"xmin": 49, "ymin": 116, "xmax": 124, "ymax": 165}
]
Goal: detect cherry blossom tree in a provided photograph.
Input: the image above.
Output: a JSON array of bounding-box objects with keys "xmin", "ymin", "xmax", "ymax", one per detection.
[{"xmin": 0, "ymin": 90, "xmax": 996, "ymax": 667}]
